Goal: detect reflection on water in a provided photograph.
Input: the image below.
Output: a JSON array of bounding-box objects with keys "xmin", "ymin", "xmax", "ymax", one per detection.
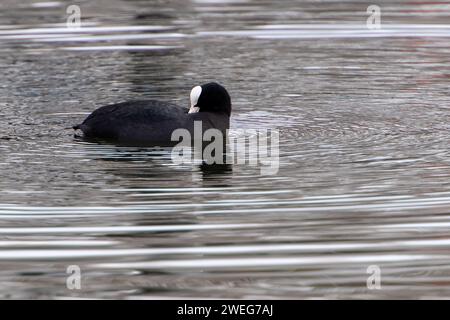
[{"xmin": 1, "ymin": 0, "xmax": 450, "ymax": 298}]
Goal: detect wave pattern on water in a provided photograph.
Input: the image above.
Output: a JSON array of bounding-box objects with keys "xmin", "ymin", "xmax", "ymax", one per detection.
[{"xmin": 1, "ymin": 0, "xmax": 450, "ymax": 299}]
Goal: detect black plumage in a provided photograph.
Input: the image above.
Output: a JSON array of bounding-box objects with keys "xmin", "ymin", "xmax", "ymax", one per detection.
[{"xmin": 73, "ymin": 82, "xmax": 231, "ymax": 146}]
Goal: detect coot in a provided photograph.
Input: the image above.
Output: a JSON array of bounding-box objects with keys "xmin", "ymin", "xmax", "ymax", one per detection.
[{"xmin": 73, "ymin": 82, "xmax": 231, "ymax": 146}]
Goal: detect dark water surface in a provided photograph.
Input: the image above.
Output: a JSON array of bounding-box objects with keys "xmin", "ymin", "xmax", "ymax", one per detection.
[{"xmin": 1, "ymin": 0, "xmax": 450, "ymax": 298}]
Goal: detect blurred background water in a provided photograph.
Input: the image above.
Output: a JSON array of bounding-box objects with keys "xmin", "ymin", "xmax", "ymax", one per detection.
[{"xmin": 1, "ymin": 0, "xmax": 450, "ymax": 299}]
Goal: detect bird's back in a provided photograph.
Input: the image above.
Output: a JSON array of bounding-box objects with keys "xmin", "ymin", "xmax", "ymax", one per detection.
[{"xmin": 74, "ymin": 100, "xmax": 189, "ymax": 144}]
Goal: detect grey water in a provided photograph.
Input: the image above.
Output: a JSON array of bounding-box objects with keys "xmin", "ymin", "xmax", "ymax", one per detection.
[{"xmin": 1, "ymin": 0, "xmax": 450, "ymax": 299}]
